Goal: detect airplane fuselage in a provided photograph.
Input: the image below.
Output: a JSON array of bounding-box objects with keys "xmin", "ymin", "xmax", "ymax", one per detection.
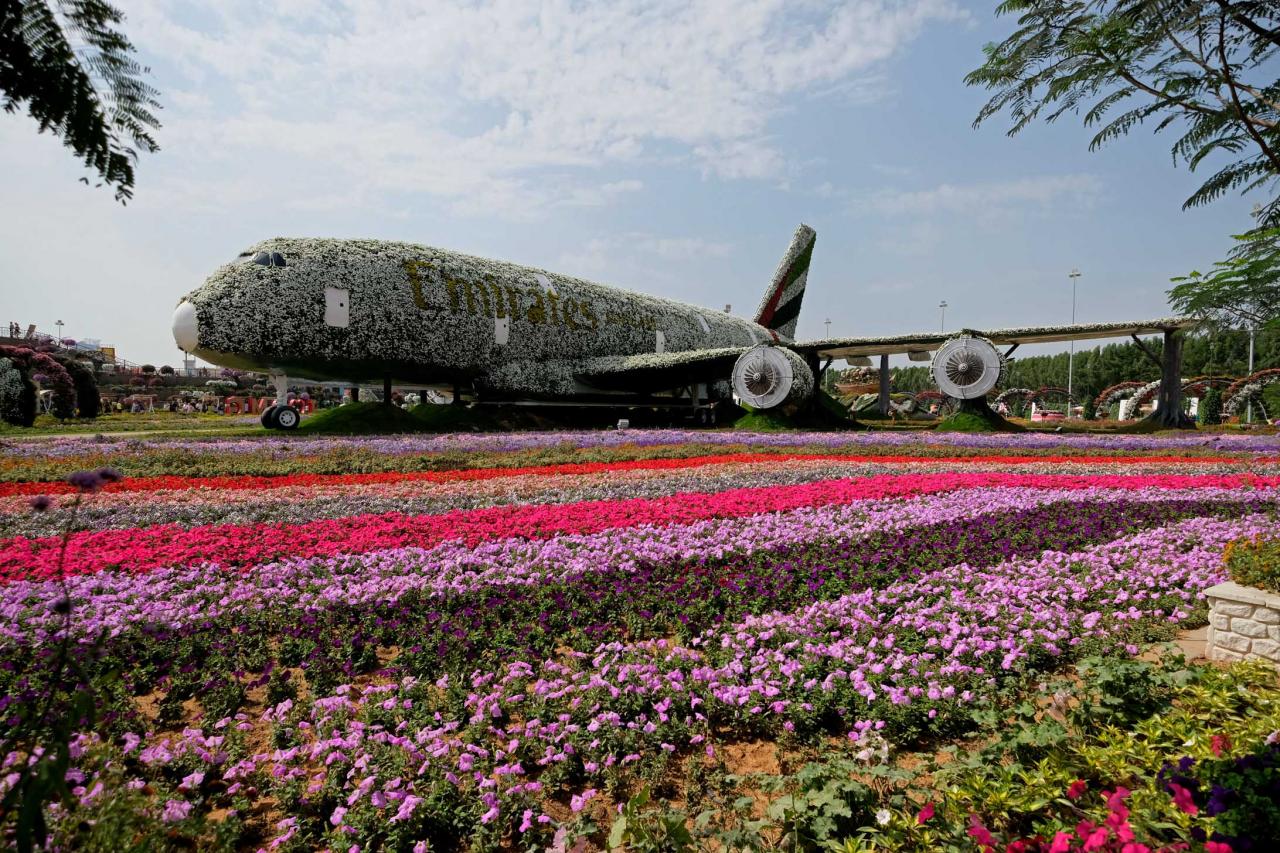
[{"xmin": 174, "ymin": 237, "xmax": 777, "ymax": 397}]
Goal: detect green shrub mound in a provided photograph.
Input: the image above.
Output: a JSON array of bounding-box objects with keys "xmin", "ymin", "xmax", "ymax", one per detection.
[
  {"xmin": 1225, "ymin": 535, "xmax": 1280, "ymax": 593},
  {"xmin": 296, "ymin": 401, "xmax": 427, "ymax": 434},
  {"xmin": 734, "ymin": 390, "xmax": 862, "ymax": 432},
  {"xmin": 935, "ymin": 398, "xmax": 1024, "ymax": 433}
]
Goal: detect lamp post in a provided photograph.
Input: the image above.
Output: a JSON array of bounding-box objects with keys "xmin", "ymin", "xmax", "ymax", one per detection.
[
  {"xmin": 1247, "ymin": 327, "xmax": 1256, "ymax": 424},
  {"xmin": 938, "ymin": 300, "xmax": 948, "ymax": 332},
  {"xmin": 824, "ymin": 317, "xmax": 831, "ymax": 338},
  {"xmin": 55, "ymin": 320, "xmax": 64, "ymax": 348},
  {"xmin": 1067, "ymin": 269, "xmax": 1080, "ymax": 407}
]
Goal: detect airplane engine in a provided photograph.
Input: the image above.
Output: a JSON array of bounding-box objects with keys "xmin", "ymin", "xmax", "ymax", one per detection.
[{"xmin": 731, "ymin": 345, "xmax": 814, "ymax": 410}]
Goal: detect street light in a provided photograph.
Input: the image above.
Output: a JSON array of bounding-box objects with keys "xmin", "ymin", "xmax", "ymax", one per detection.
[
  {"xmin": 55, "ymin": 320, "xmax": 64, "ymax": 347},
  {"xmin": 824, "ymin": 317, "xmax": 832, "ymax": 337},
  {"xmin": 938, "ymin": 300, "xmax": 948, "ymax": 332},
  {"xmin": 1248, "ymin": 327, "xmax": 1256, "ymax": 424},
  {"xmin": 1067, "ymin": 269, "xmax": 1080, "ymax": 407}
]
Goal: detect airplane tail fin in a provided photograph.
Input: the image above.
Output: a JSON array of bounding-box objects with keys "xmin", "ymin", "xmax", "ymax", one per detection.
[{"xmin": 753, "ymin": 224, "xmax": 815, "ymax": 341}]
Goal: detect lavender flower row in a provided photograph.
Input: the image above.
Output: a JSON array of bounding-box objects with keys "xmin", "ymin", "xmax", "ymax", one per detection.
[{"xmin": 4, "ymin": 427, "xmax": 1278, "ymax": 458}]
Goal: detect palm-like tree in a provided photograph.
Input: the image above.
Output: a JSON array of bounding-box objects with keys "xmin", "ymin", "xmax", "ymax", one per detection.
[{"xmin": 1, "ymin": 0, "xmax": 160, "ymax": 202}]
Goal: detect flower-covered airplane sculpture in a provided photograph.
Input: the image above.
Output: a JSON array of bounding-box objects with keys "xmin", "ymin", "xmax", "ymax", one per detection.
[{"xmin": 173, "ymin": 225, "xmax": 1191, "ymax": 429}]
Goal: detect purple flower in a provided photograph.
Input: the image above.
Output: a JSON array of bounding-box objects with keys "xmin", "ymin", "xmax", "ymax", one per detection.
[
  {"xmin": 392, "ymin": 794, "xmax": 422, "ymax": 823},
  {"xmin": 28, "ymin": 495, "xmax": 51, "ymax": 513},
  {"xmin": 67, "ymin": 470, "xmax": 104, "ymax": 492},
  {"xmin": 161, "ymin": 799, "xmax": 192, "ymax": 822}
]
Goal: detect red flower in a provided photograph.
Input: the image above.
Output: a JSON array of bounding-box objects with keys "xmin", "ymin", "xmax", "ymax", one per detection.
[
  {"xmin": 1210, "ymin": 734, "xmax": 1231, "ymax": 757},
  {"xmin": 1067, "ymin": 779, "xmax": 1088, "ymax": 800},
  {"xmin": 1204, "ymin": 842, "xmax": 1232, "ymax": 853},
  {"xmin": 916, "ymin": 802, "xmax": 935, "ymax": 824}
]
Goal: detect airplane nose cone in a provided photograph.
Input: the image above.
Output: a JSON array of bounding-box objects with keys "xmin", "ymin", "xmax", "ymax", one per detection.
[{"xmin": 172, "ymin": 301, "xmax": 199, "ymax": 351}]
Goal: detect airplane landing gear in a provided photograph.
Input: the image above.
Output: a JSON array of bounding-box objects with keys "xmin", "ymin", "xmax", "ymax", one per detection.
[
  {"xmin": 262, "ymin": 372, "xmax": 301, "ymax": 430},
  {"xmin": 274, "ymin": 406, "xmax": 301, "ymax": 429}
]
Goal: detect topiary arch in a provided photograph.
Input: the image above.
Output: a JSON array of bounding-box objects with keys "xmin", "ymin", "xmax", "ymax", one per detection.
[
  {"xmin": 992, "ymin": 387, "xmax": 1033, "ymax": 406},
  {"xmin": 913, "ymin": 390, "xmax": 957, "ymax": 416},
  {"xmin": 1224, "ymin": 369, "xmax": 1280, "ymax": 418},
  {"xmin": 1093, "ymin": 381, "xmax": 1145, "ymax": 415},
  {"xmin": 1130, "ymin": 375, "xmax": 1234, "ymax": 411}
]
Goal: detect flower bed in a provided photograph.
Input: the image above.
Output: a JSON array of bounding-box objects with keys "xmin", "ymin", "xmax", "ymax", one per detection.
[{"xmin": 1, "ymin": 431, "xmax": 1277, "ymax": 850}]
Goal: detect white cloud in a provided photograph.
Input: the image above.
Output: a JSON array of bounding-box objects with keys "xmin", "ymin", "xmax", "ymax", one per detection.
[
  {"xmin": 557, "ymin": 232, "xmax": 733, "ymax": 279},
  {"xmin": 866, "ymin": 174, "xmax": 1104, "ymax": 217},
  {"xmin": 122, "ymin": 0, "xmax": 963, "ymax": 216}
]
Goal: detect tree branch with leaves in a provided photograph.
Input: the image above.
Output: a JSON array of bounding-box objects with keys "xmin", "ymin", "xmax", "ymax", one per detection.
[
  {"xmin": 0, "ymin": 0, "xmax": 161, "ymax": 202},
  {"xmin": 966, "ymin": 0, "xmax": 1280, "ymax": 223}
]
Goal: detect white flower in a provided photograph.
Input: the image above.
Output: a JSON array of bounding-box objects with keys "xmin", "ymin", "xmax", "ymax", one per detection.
[{"xmin": 876, "ymin": 809, "xmax": 891, "ymax": 826}]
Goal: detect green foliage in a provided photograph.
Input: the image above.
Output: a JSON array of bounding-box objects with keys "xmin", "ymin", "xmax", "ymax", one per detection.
[
  {"xmin": 734, "ymin": 391, "xmax": 860, "ymax": 432},
  {"xmin": 935, "ymin": 399, "xmax": 1024, "ymax": 433},
  {"xmin": 51, "ymin": 354, "xmax": 100, "ymax": 419},
  {"xmin": 0, "ymin": 0, "xmax": 162, "ymax": 202},
  {"xmin": 1200, "ymin": 386, "xmax": 1223, "ymax": 424},
  {"xmin": 856, "ymin": 656, "xmax": 1280, "ymax": 850},
  {"xmin": 967, "ymin": 1, "xmax": 1280, "ymax": 223},
  {"xmin": 764, "ymin": 760, "xmax": 876, "ymax": 851},
  {"xmin": 1224, "ymin": 534, "xmax": 1280, "ymax": 592},
  {"xmin": 607, "ymin": 786, "xmax": 694, "ymax": 852},
  {"xmin": 1170, "ymin": 228, "xmax": 1280, "ymax": 329},
  {"xmin": 297, "ymin": 401, "xmax": 429, "ymax": 434}
]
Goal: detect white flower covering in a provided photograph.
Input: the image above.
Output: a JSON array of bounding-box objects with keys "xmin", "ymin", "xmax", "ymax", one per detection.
[
  {"xmin": 992, "ymin": 387, "xmax": 1033, "ymax": 406},
  {"xmin": 179, "ymin": 238, "xmax": 770, "ymax": 397},
  {"xmin": 1097, "ymin": 383, "xmax": 1144, "ymax": 409},
  {"xmin": 0, "ymin": 358, "xmax": 25, "ymax": 425},
  {"xmin": 1225, "ymin": 380, "xmax": 1274, "ymax": 415}
]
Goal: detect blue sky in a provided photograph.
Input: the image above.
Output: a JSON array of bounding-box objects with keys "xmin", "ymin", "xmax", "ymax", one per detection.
[{"xmin": 0, "ymin": 0, "xmax": 1265, "ymax": 366}]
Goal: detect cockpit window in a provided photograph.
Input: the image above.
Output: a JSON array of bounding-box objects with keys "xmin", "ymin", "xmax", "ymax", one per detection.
[{"xmin": 243, "ymin": 251, "xmax": 287, "ymax": 267}]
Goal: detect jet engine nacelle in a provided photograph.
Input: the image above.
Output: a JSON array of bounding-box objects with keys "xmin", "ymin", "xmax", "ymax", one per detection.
[{"xmin": 731, "ymin": 345, "xmax": 814, "ymax": 410}]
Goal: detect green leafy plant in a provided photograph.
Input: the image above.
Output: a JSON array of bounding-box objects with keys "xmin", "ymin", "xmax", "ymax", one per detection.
[
  {"xmin": 851, "ymin": 656, "xmax": 1280, "ymax": 850},
  {"xmin": 607, "ymin": 786, "xmax": 694, "ymax": 852},
  {"xmin": 1224, "ymin": 534, "xmax": 1280, "ymax": 592}
]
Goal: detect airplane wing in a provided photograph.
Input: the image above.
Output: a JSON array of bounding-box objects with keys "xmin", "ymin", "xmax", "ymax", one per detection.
[
  {"xmin": 573, "ymin": 347, "xmax": 750, "ymax": 391},
  {"xmin": 793, "ymin": 317, "xmax": 1198, "ymax": 361}
]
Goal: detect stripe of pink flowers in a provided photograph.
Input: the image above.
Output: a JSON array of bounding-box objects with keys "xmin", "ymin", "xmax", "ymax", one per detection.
[{"xmin": 2, "ymin": 472, "xmax": 1276, "ymax": 582}]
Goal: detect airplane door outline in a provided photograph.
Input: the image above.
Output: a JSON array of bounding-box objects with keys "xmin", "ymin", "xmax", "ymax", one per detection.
[{"xmin": 325, "ymin": 287, "xmax": 350, "ymax": 328}]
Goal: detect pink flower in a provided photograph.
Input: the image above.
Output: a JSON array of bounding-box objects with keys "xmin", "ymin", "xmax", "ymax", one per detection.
[
  {"xmin": 1067, "ymin": 779, "xmax": 1088, "ymax": 800},
  {"xmin": 966, "ymin": 815, "xmax": 995, "ymax": 851},
  {"xmin": 1168, "ymin": 782, "xmax": 1198, "ymax": 815},
  {"xmin": 916, "ymin": 801, "xmax": 934, "ymax": 824},
  {"xmin": 1211, "ymin": 734, "xmax": 1231, "ymax": 757},
  {"xmin": 1205, "ymin": 842, "xmax": 1232, "ymax": 853},
  {"xmin": 570, "ymin": 789, "xmax": 598, "ymax": 813},
  {"xmin": 1049, "ymin": 832, "xmax": 1073, "ymax": 853}
]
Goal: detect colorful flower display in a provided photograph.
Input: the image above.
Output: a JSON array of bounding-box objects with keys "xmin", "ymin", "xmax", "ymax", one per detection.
[{"xmin": 0, "ymin": 430, "xmax": 1276, "ymax": 850}]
